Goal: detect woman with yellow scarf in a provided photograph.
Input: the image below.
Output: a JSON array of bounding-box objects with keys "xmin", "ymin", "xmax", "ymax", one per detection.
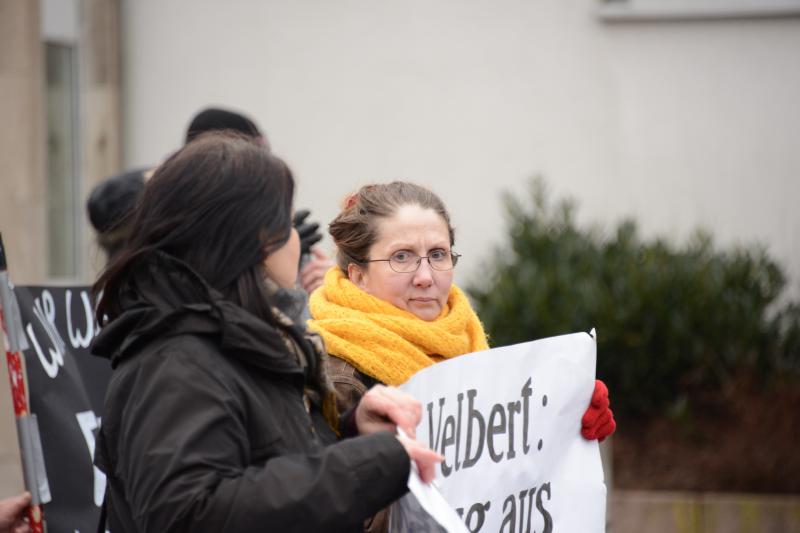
[{"xmin": 308, "ymin": 182, "xmax": 615, "ymax": 531}]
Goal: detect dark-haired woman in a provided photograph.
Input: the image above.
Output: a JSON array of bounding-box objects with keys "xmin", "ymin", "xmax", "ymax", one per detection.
[
  {"xmin": 308, "ymin": 181, "xmax": 615, "ymax": 532},
  {"xmin": 91, "ymin": 134, "xmax": 441, "ymax": 533}
]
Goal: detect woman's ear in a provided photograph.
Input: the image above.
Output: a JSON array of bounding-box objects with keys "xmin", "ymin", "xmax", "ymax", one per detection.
[{"xmin": 347, "ymin": 263, "xmax": 367, "ymax": 289}]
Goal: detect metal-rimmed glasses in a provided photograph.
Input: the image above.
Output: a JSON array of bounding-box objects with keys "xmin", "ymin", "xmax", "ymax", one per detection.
[{"xmin": 366, "ymin": 250, "xmax": 461, "ymax": 273}]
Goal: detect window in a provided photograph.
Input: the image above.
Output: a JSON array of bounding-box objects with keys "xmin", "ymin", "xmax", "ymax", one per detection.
[
  {"xmin": 42, "ymin": 0, "xmax": 81, "ymax": 279},
  {"xmin": 45, "ymin": 42, "xmax": 80, "ymax": 278}
]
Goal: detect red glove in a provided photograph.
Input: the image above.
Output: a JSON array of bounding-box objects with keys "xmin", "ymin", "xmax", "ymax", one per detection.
[{"xmin": 581, "ymin": 379, "xmax": 616, "ymax": 442}]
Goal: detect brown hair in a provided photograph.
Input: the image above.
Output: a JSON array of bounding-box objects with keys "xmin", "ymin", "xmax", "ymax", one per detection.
[
  {"xmin": 329, "ymin": 181, "xmax": 455, "ymax": 272},
  {"xmin": 94, "ymin": 131, "xmax": 294, "ymax": 324}
]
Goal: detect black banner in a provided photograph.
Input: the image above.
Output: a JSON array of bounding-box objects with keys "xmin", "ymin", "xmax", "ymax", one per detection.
[{"xmin": 12, "ymin": 285, "xmax": 109, "ymax": 533}]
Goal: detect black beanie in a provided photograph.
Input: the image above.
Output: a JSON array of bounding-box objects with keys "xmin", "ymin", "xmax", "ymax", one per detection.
[
  {"xmin": 185, "ymin": 107, "xmax": 262, "ymax": 144},
  {"xmin": 86, "ymin": 168, "xmax": 147, "ymax": 234}
]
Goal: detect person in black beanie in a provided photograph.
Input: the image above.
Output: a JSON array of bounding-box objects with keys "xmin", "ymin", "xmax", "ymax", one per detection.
[
  {"xmin": 88, "ymin": 107, "xmax": 266, "ymax": 260},
  {"xmin": 86, "ymin": 167, "xmax": 149, "ymax": 259},
  {"xmin": 185, "ymin": 107, "xmax": 265, "ymax": 146},
  {"xmin": 87, "ymin": 107, "xmax": 332, "ymax": 294}
]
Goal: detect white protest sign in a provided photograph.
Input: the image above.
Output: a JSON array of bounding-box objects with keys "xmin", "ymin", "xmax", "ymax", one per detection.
[
  {"xmin": 399, "ymin": 331, "xmax": 606, "ymax": 533},
  {"xmin": 390, "ymin": 430, "xmax": 470, "ymax": 533}
]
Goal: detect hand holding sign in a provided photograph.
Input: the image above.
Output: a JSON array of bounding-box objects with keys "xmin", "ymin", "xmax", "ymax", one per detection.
[
  {"xmin": 355, "ymin": 384, "xmax": 423, "ymax": 438},
  {"xmin": 581, "ymin": 380, "xmax": 616, "ymax": 441},
  {"xmin": 396, "ymin": 433, "xmax": 444, "ymax": 484},
  {"xmin": 0, "ymin": 492, "xmax": 31, "ymax": 533},
  {"xmin": 400, "ymin": 332, "xmax": 608, "ymax": 533},
  {"xmin": 355, "ymin": 385, "xmax": 444, "ymax": 483}
]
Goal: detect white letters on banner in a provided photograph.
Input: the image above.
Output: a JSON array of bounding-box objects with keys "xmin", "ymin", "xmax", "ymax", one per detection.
[
  {"xmin": 24, "ymin": 288, "xmax": 98, "ymax": 378},
  {"xmin": 76, "ymin": 410, "xmax": 107, "ymax": 506},
  {"xmin": 399, "ymin": 331, "xmax": 606, "ymax": 533},
  {"xmin": 66, "ymin": 290, "xmax": 96, "ymax": 349},
  {"xmin": 9, "ymin": 285, "xmax": 112, "ymax": 532}
]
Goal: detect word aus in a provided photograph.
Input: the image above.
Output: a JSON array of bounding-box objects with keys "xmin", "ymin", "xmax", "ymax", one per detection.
[{"xmin": 455, "ymin": 482, "xmax": 553, "ymax": 533}]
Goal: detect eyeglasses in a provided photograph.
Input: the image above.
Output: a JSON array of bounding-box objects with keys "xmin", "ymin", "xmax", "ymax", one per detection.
[{"xmin": 366, "ymin": 250, "xmax": 461, "ymax": 273}]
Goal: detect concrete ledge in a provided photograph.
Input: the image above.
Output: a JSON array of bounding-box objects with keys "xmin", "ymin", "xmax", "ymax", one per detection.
[
  {"xmin": 597, "ymin": 2, "xmax": 800, "ymax": 22},
  {"xmin": 610, "ymin": 490, "xmax": 800, "ymax": 533}
]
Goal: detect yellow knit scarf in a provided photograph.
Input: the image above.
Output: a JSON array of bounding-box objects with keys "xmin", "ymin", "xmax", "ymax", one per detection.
[{"xmin": 308, "ymin": 268, "xmax": 489, "ymax": 386}]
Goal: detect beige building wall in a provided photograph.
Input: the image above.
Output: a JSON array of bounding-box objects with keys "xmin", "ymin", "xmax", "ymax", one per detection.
[
  {"xmin": 0, "ymin": 0, "xmax": 120, "ymax": 499},
  {"xmin": 0, "ymin": 0, "xmax": 45, "ymax": 499},
  {"xmin": 0, "ymin": 0, "xmax": 47, "ymax": 286},
  {"xmin": 120, "ymin": 0, "xmax": 800, "ymax": 298},
  {"xmin": 81, "ymin": 0, "xmax": 123, "ymax": 278}
]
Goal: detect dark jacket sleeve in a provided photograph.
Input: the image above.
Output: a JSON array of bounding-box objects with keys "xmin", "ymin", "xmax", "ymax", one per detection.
[
  {"xmin": 326, "ymin": 356, "xmax": 393, "ymax": 533},
  {"xmin": 108, "ymin": 346, "xmax": 410, "ymax": 533}
]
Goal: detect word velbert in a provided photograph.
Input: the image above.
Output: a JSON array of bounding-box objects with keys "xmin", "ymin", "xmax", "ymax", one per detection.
[{"xmin": 426, "ymin": 377, "xmax": 545, "ymax": 476}]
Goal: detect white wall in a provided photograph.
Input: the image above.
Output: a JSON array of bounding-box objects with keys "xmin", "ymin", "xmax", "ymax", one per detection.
[{"xmin": 120, "ymin": 0, "xmax": 800, "ymax": 293}]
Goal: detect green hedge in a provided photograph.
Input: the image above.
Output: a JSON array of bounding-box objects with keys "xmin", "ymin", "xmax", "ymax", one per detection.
[{"xmin": 468, "ymin": 179, "xmax": 800, "ymax": 418}]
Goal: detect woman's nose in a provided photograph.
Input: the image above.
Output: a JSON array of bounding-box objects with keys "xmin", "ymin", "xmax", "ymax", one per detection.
[{"xmin": 413, "ymin": 260, "xmax": 434, "ymax": 287}]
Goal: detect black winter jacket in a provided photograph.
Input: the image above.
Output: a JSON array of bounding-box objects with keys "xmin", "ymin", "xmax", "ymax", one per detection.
[{"xmin": 92, "ymin": 253, "xmax": 409, "ymax": 532}]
